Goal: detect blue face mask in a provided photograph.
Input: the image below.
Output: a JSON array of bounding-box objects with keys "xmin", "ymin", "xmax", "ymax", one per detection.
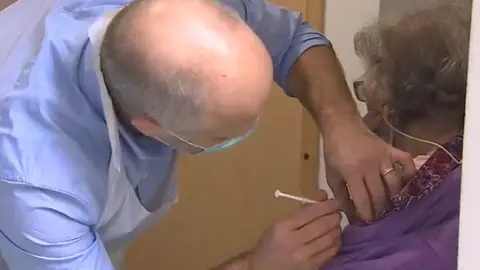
[
  {"xmin": 200, "ymin": 127, "xmax": 255, "ymax": 154},
  {"xmin": 158, "ymin": 119, "xmax": 258, "ymax": 155}
]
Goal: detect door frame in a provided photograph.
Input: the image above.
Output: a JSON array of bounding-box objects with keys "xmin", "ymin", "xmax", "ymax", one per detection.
[{"xmin": 300, "ymin": 0, "xmax": 325, "ymax": 196}]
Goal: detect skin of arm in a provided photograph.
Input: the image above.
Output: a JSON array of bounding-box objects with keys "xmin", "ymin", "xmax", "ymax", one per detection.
[
  {"xmin": 211, "ymin": 0, "xmax": 353, "ymax": 269},
  {"xmin": 287, "ymin": 46, "xmax": 362, "ymax": 135},
  {"xmin": 213, "ymin": 0, "xmax": 416, "ymax": 267}
]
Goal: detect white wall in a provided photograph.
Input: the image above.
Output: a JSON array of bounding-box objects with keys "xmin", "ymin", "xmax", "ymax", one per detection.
[
  {"xmin": 379, "ymin": 0, "xmax": 439, "ymax": 19},
  {"xmin": 319, "ymin": 0, "xmax": 380, "ymax": 193},
  {"xmin": 458, "ymin": 0, "xmax": 479, "ymax": 268},
  {"xmin": 320, "ymin": 0, "xmax": 380, "ymax": 227},
  {"xmin": 380, "ymin": 0, "xmax": 471, "ymax": 20}
]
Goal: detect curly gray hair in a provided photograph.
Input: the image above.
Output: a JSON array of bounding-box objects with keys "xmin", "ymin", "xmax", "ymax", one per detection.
[{"xmin": 354, "ymin": 4, "xmax": 471, "ymax": 125}]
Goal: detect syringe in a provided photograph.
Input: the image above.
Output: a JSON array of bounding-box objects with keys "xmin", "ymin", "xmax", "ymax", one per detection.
[{"xmin": 274, "ymin": 190, "xmax": 318, "ymax": 204}]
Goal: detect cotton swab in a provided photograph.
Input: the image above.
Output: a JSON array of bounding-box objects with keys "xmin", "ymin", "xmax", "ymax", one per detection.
[{"xmin": 274, "ymin": 190, "xmax": 318, "ymax": 204}]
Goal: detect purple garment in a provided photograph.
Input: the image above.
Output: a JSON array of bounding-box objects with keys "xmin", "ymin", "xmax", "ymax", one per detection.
[{"xmin": 322, "ymin": 167, "xmax": 461, "ymax": 270}]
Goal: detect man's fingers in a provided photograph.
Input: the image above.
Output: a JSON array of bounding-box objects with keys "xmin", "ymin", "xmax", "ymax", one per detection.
[
  {"xmin": 310, "ymin": 238, "xmax": 341, "ymax": 267},
  {"xmin": 288, "ymin": 200, "xmax": 341, "ymax": 229},
  {"xmin": 294, "ymin": 212, "xmax": 341, "ymax": 243},
  {"xmin": 342, "ymin": 198, "xmax": 356, "ymax": 222},
  {"xmin": 325, "ymin": 167, "xmax": 350, "ymax": 206},
  {"xmin": 328, "ymin": 180, "xmax": 350, "ymax": 204},
  {"xmin": 381, "ymin": 160, "xmax": 402, "ymax": 197},
  {"xmin": 346, "ymin": 175, "xmax": 373, "ymax": 221},
  {"xmin": 324, "ymin": 174, "xmax": 352, "ymax": 216},
  {"xmin": 391, "ymin": 148, "xmax": 416, "ymax": 178},
  {"xmin": 364, "ymin": 169, "xmax": 387, "ymax": 216},
  {"xmin": 298, "ymin": 226, "xmax": 341, "ymax": 259},
  {"xmin": 333, "ymin": 183, "xmax": 351, "ymax": 212}
]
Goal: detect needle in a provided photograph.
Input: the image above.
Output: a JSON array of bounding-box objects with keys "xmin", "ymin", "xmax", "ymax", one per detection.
[{"xmin": 274, "ymin": 190, "xmax": 318, "ymax": 204}]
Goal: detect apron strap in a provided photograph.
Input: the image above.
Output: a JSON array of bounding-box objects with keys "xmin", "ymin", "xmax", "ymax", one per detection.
[{"xmin": 142, "ymin": 151, "xmax": 178, "ymax": 212}]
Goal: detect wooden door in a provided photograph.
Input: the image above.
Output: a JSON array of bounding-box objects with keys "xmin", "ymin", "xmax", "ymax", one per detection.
[{"xmin": 125, "ymin": 1, "xmax": 324, "ymax": 269}]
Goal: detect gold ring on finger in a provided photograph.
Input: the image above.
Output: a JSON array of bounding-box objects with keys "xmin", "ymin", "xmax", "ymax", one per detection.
[{"xmin": 382, "ymin": 167, "xmax": 395, "ymax": 177}]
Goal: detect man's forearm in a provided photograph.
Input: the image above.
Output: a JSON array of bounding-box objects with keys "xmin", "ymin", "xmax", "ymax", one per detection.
[
  {"xmin": 211, "ymin": 251, "xmax": 251, "ymax": 270},
  {"xmin": 287, "ymin": 46, "xmax": 362, "ymax": 135}
]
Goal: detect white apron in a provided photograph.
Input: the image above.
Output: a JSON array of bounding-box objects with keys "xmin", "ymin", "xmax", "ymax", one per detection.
[
  {"xmin": 86, "ymin": 11, "xmax": 179, "ymax": 269},
  {"xmin": 0, "ymin": 6, "xmax": 178, "ymax": 269}
]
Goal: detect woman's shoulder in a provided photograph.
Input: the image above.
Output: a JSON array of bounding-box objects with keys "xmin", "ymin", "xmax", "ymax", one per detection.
[
  {"xmin": 323, "ymin": 221, "xmax": 457, "ymax": 270},
  {"xmin": 322, "ymin": 166, "xmax": 461, "ymax": 270}
]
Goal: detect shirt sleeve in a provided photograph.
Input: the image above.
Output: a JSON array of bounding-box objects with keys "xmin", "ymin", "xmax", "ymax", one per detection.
[
  {"xmin": 0, "ymin": 180, "xmax": 114, "ymax": 270},
  {"xmin": 219, "ymin": 0, "xmax": 331, "ymax": 93}
]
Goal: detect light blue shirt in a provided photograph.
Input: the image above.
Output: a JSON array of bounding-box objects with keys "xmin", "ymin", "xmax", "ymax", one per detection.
[{"xmin": 0, "ymin": 0, "xmax": 329, "ymax": 269}]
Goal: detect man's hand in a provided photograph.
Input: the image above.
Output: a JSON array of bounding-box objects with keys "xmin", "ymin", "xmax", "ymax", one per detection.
[
  {"xmin": 322, "ymin": 120, "xmax": 415, "ymax": 221},
  {"xmin": 248, "ymin": 190, "xmax": 342, "ymax": 270},
  {"xmin": 287, "ymin": 46, "xmax": 415, "ymax": 221}
]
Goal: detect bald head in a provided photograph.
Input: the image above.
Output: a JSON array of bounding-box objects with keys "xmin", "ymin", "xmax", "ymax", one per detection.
[{"xmin": 100, "ymin": 0, "xmax": 272, "ymax": 146}]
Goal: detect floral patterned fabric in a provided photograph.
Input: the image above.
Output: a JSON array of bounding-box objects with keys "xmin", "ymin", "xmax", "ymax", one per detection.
[{"xmin": 358, "ymin": 135, "xmax": 463, "ymax": 225}]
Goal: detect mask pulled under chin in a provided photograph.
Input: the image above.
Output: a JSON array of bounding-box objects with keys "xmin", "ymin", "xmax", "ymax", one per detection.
[{"xmin": 413, "ymin": 155, "xmax": 430, "ymax": 170}]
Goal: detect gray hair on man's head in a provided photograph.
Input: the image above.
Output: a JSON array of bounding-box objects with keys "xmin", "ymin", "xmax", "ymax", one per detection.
[
  {"xmin": 99, "ymin": 0, "xmax": 241, "ymax": 136},
  {"xmin": 354, "ymin": 2, "xmax": 472, "ymax": 125}
]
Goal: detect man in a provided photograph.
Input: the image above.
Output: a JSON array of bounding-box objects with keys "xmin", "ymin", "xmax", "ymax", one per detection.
[{"xmin": 0, "ymin": 0, "xmax": 415, "ymax": 269}]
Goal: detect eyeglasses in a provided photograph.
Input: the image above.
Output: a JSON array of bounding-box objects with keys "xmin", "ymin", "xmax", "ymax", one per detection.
[{"xmin": 353, "ymin": 80, "xmax": 366, "ymax": 102}]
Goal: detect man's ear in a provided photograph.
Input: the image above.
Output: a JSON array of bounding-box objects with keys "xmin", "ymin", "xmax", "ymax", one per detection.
[{"xmin": 131, "ymin": 117, "xmax": 160, "ymax": 137}]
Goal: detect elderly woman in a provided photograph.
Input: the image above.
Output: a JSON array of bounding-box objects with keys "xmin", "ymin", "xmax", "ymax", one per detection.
[{"xmin": 322, "ymin": 4, "xmax": 469, "ymax": 270}]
